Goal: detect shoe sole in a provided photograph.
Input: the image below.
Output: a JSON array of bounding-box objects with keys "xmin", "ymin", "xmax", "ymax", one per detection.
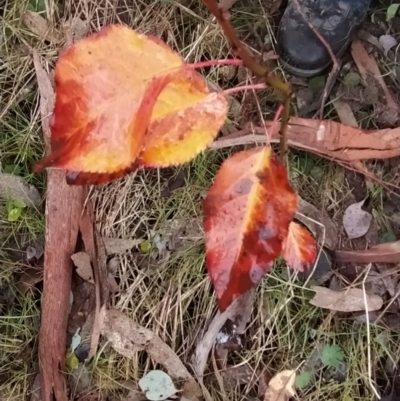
[{"xmin": 279, "ymin": 36, "xmax": 351, "ymax": 78}]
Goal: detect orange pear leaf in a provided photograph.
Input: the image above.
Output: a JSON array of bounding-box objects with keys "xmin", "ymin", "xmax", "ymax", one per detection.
[
  {"xmin": 137, "ymin": 75, "xmax": 228, "ymax": 168},
  {"xmin": 282, "ymin": 222, "xmax": 317, "ymax": 272},
  {"xmin": 203, "ymin": 147, "xmax": 298, "ymax": 312},
  {"xmin": 32, "ymin": 24, "xmax": 228, "ymax": 184}
]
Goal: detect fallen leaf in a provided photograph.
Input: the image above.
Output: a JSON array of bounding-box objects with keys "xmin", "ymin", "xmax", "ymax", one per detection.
[
  {"xmin": 387, "ymin": 3, "xmax": 400, "ymax": 21},
  {"xmin": 71, "ymin": 252, "xmax": 94, "ymax": 284},
  {"xmin": 296, "ymin": 196, "xmax": 338, "ymax": 250},
  {"xmin": 107, "ymin": 273, "xmax": 119, "ymax": 293},
  {"xmin": 68, "ymin": 364, "xmax": 92, "ymax": 398},
  {"xmin": 379, "ymin": 34, "xmax": 398, "ymax": 56},
  {"xmin": 203, "ymin": 146, "xmax": 297, "ymax": 311},
  {"xmin": 263, "ymin": 370, "xmax": 296, "ymax": 401},
  {"xmin": 99, "ymin": 307, "xmax": 201, "ymax": 400},
  {"xmin": 22, "ymin": 10, "xmax": 61, "ymax": 42},
  {"xmin": 282, "ymin": 222, "xmax": 317, "ymax": 272},
  {"xmin": 351, "ymin": 39, "xmax": 398, "ymax": 110},
  {"xmin": 79, "ymin": 204, "xmax": 109, "ymax": 360},
  {"xmin": 309, "ymin": 286, "xmax": 383, "ymax": 312},
  {"xmin": 30, "ymin": 374, "xmax": 41, "ymax": 401},
  {"xmin": 138, "ymin": 370, "xmax": 177, "ymax": 401},
  {"xmin": 102, "ymin": 237, "xmax": 142, "ymax": 255},
  {"xmin": 335, "ymin": 240, "xmax": 400, "ymax": 263},
  {"xmin": 33, "ymin": 24, "xmax": 228, "ymax": 185},
  {"xmin": 343, "ymin": 199, "xmax": 372, "ymax": 239},
  {"xmin": 357, "ymin": 30, "xmax": 383, "ymax": 52},
  {"xmin": 269, "ymin": 0, "xmax": 283, "ymax": 14},
  {"xmin": 0, "ymin": 173, "xmax": 41, "ymax": 207},
  {"xmin": 192, "ymin": 290, "xmax": 254, "ymax": 380},
  {"xmin": 222, "ymin": 365, "xmax": 261, "ymax": 390},
  {"xmin": 16, "ymin": 267, "xmax": 43, "ymax": 294},
  {"xmin": 332, "ymin": 99, "xmax": 358, "ymax": 128}
]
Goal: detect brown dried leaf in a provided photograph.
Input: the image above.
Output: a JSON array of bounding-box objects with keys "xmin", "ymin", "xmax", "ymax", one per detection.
[
  {"xmin": 263, "ymin": 370, "xmax": 296, "ymax": 401},
  {"xmin": 16, "ymin": 267, "xmax": 43, "ymax": 294},
  {"xmin": 23, "ymin": 11, "xmax": 61, "ymax": 43},
  {"xmin": 99, "ymin": 307, "xmax": 201, "ymax": 400},
  {"xmin": 296, "ymin": 196, "xmax": 338, "ymax": 250},
  {"xmin": 102, "ymin": 237, "xmax": 142, "ymax": 255},
  {"xmin": 191, "ymin": 290, "xmax": 254, "ymax": 379},
  {"xmin": 332, "ymin": 99, "xmax": 358, "ymax": 128},
  {"xmin": 343, "ymin": 199, "xmax": 372, "ymax": 239},
  {"xmin": 335, "ymin": 241, "xmax": 400, "ymax": 264},
  {"xmin": 310, "ymin": 286, "xmax": 383, "ymax": 312},
  {"xmin": 351, "ymin": 39, "xmax": 398, "ymax": 110},
  {"xmin": 71, "ymin": 252, "xmax": 94, "ymax": 284},
  {"xmin": 0, "ymin": 173, "xmax": 41, "ymax": 207}
]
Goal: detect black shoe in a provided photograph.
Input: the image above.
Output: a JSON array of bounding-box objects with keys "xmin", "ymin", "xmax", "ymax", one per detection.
[{"xmin": 277, "ymin": 0, "xmax": 371, "ymax": 78}]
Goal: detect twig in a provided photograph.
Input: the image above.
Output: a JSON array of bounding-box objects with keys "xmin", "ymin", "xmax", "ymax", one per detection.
[
  {"xmin": 362, "ymin": 264, "xmax": 381, "ymax": 400},
  {"xmin": 222, "ymin": 82, "xmax": 267, "ymax": 96},
  {"xmin": 291, "ymin": 0, "xmax": 340, "ymax": 119},
  {"xmin": 201, "ymin": 0, "xmax": 292, "ymax": 160},
  {"xmin": 187, "ymin": 58, "xmax": 243, "ymax": 69},
  {"xmin": 209, "ymin": 130, "xmax": 400, "ymax": 193}
]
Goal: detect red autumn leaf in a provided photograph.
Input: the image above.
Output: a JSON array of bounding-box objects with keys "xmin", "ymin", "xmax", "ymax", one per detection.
[
  {"xmin": 203, "ymin": 146, "xmax": 298, "ymax": 312},
  {"xmin": 32, "ymin": 24, "xmax": 228, "ymax": 185},
  {"xmin": 282, "ymin": 222, "xmax": 317, "ymax": 272}
]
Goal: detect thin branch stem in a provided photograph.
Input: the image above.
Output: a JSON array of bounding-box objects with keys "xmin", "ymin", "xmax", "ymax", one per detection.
[
  {"xmin": 201, "ymin": 0, "xmax": 291, "ymax": 161},
  {"xmin": 187, "ymin": 59, "xmax": 243, "ymax": 69},
  {"xmin": 222, "ymin": 82, "xmax": 267, "ymax": 96}
]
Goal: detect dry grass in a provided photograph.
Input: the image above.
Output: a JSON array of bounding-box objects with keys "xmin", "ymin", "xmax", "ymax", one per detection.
[{"xmin": 1, "ymin": 0, "xmax": 400, "ymax": 400}]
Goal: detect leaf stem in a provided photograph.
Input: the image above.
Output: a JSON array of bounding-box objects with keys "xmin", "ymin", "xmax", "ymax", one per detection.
[
  {"xmin": 222, "ymin": 83, "xmax": 267, "ymax": 96},
  {"xmin": 187, "ymin": 59, "xmax": 243, "ymax": 69}
]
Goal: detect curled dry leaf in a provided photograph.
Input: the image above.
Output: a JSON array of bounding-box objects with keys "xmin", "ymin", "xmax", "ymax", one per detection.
[
  {"xmin": 335, "ymin": 240, "xmax": 400, "ymax": 264},
  {"xmin": 71, "ymin": 252, "xmax": 94, "ymax": 284},
  {"xmin": 33, "ymin": 24, "xmax": 228, "ymax": 185},
  {"xmin": 379, "ymin": 34, "xmax": 398, "ymax": 56},
  {"xmin": 296, "ymin": 196, "xmax": 338, "ymax": 250},
  {"xmin": 99, "ymin": 307, "xmax": 201, "ymax": 400},
  {"xmin": 264, "ymin": 370, "xmax": 296, "ymax": 401},
  {"xmin": 22, "ymin": 10, "xmax": 61, "ymax": 43},
  {"xmin": 310, "ymin": 286, "xmax": 383, "ymax": 312},
  {"xmin": 351, "ymin": 39, "xmax": 399, "ymax": 110},
  {"xmin": 203, "ymin": 146, "xmax": 297, "ymax": 311},
  {"xmin": 343, "ymin": 199, "xmax": 372, "ymax": 239},
  {"xmin": 282, "ymin": 222, "xmax": 317, "ymax": 272},
  {"xmin": 102, "ymin": 237, "xmax": 142, "ymax": 255},
  {"xmin": 0, "ymin": 173, "xmax": 41, "ymax": 207},
  {"xmin": 192, "ymin": 290, "xmax": 254, "ymax": 381}
]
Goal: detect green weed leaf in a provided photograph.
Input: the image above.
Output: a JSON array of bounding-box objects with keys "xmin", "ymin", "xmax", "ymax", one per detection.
[
  {"xmin": 321, "ymin": 344, "xmax": 345, "ymax": 368},
  {"xmin": 380, "ymin": 232, "xmax": 396, "ymax": 243},
  {"xmin": 8, "ymin": 208, "xmax": 22, "ymax": 222},
  {"xmin": 139, "ymin": 370, "xmax": 177, "ymax": 401},
  {"xmin": 295, "ymin": 371, "xmax": 312, "ymax": 389},
  {"xmin": 13, "ymin": 199, "xmax": 26, "ymax": 209},
  {"xmin": 387, "ymin": 4, "xmax": 400, "ymax": 21},
  {"xmin": 66, "ymin": 349, "xmax": 79, "ymax": 370}
]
